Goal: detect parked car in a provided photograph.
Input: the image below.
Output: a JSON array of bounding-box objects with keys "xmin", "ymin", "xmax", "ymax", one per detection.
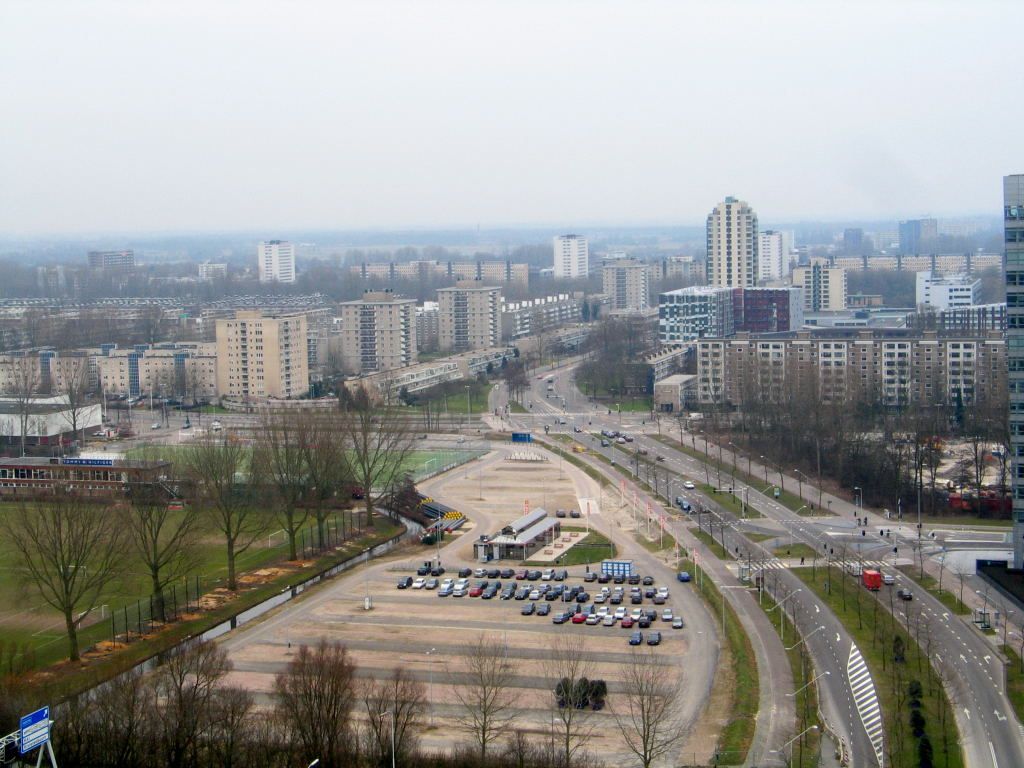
[
  {"xmin": 653, "ymin": 594, "xmax": 666, "ymax": 605},
  {"xmin": 602, "ymin": 614, "xmax": 616, "ymax": 626},
  {"xmin": 628, "ymin": 574, "xmax": 641, "ymax": 585},
  {"xmin": 656, "ymin": 455, "xmax": 665, "ymax": 462},
  {"xmin": 474, "ymin": 568, "xmax": 487, "ymax": 578},
  {"xmin": 585, "ymin": 614, "xmax": 600, "ymax": 625},
  {"xmin": 677, "ymin": 571, "xmax": 692, "ymax": 583},
  {"xmin": 515, "ymin": 587, "xmax": 530, "ymax": 600},
  {"xmin": 647, "ymin": 631, "xmax": 662, "ymax": 646},
  {"xmin": 501, "ymin": 585, "xmax": 516, "ymax": 600},
  {"xmin": 430, "ymin": 566, "xmax": 445, "ymax": 576},
  {"xmin": 683, "ymin": 480, "xmax": 696, "ymax": 489},
  {"xmin": 413, "ymin": 578, "xmax": 426, "ymax": 589},
  {"xmin": 597, "ymin": 574, "xmax": 610, "ymax": 584},
  {"xmin": 552, "ymin": 611, "xmax": 572, "ymax": 624},
  {"xmin": 569, "ymin": 510, "xmax": 582, "ymax": 518},
  {"xmin": 638, "ymin": 616, "xmax": 651, "ymax": 628},
  {"xmin": 601, "ymin": 439, "xmax": 610, "ymax": 447},
  {"xmin": 468, "ymin": 586, "xmax": 484, "ymax": 597},
  {"xmin": 425, "ymin": 578, "xmax": 438, "ymax": 590},
  {"xmin": 150, "ymin": 422, "xmax": 161, "ymax": 430},
  {"xmin": 515, "ymin": 569, "xmax": 528, "ymax": 580},
  {"xmin": 621, "ymin": 617, "xmax": 635, "ymax": 628},
  {"xmin": 397, "ymin": 577, "xmax": 413, "ymax": 589},
  {"xmin": 555, "ymin": 509, "xmax": 567, "ymax": 518},
  {"xmin": 661, "ymin": 609, "xmax": 673, "ymax": 622},
  {"xmin": 672, "ymin": 616, "xmax": 684, "ymax": 629},
  {"xmin": 536, "ymin": 603, "xmax": 551, "ymax": 616},
  {"xmin": 541, "ymin": 569, "xmax": 554, "ymax": 581},
  {"xmin": 554, "ymin": 569, "xmax": 567, "ymax": 581},
  {"xmin": 500, "ymin": 568, "xmax": 515, "ymax": 579},
  {"xmin": 527, "ymin": 570, "xmax": 542, "ymax": 580},
  {"xmin": 642, "ymin": 576, "xmax": 654, "ymax": 585},
  {"xmin": 629, "ymin": 631, "xmax": 643, "ymax": 646},
  {"xmin": 575, "ymin": 592, "xmax": 590, "ymax": 603},
  {"xmin": 417, "ymin": 565, "xmax": 430, "ymax": 576},
  {"xmin": 438, "ymin": 586, "xmax": 453, "ymax": 597},
  {"xmin": 458, "ymin": 568, "xmax": 472, "ymax": 578},
  {"xmin": 521, "ymin": 603, "xmax": 535, "ymax": 616},
  {"xmin": 583, "ymin": 571, "xmax": 597, "ymax": 582},
  {"xmin": 609, "ymin": 593, "xmax": 623, "ymax": 605},
  {"xmin": 571, "ymin": 613, "xmax": 587, "ymax": 624},
  {"xmin": 486, "ymin": 569, "xmax": 500, "ymax": 579},
  {"xmin": 631, "ymin": 594, "xmax": 643, "ymax": 604}
]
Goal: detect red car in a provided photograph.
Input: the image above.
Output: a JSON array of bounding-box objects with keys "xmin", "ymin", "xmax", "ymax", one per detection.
[
  {"xmin": 469, "ymin": 587, "xmax": 484, "ymax": 597},
  {"xmin": 621, "ymin": 617, "xmax": 634, "ymax": 628},
  {"xmin": 515, "ymin": 570, "xmax": 528, "ymax": 580},
  {"xmin": 571, "ymin": 613, "xmax": 587, "ymax": 624}
]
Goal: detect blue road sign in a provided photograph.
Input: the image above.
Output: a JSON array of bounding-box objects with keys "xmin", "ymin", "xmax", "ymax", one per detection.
[{"xmin": 19, "ymin": 706, "xmax": 49, "ymax": 754}]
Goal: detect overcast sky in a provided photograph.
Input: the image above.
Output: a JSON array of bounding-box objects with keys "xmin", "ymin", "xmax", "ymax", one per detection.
[{"xmin": 1, "ymin": 1, "xmax": 1019, "ymax": 234}]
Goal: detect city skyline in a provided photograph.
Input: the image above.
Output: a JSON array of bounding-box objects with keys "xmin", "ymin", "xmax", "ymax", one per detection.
[{"xmin": 1, "ymin": 1, "xmax": 1021, "ymax": 233}]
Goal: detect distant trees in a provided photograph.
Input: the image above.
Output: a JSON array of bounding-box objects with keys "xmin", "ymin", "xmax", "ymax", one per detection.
[
  {"xmin": 2, "ymin": 494, "xmax": 125, "ymax": 661},
  {"xmin": 450, "ymin": 635, "xmax": 518, "ymax": 764}
]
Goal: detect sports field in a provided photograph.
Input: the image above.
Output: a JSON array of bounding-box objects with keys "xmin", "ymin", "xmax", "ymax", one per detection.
[{"xmin": 0, "ymin": 446, "xmax": 480, "ymax": 668}]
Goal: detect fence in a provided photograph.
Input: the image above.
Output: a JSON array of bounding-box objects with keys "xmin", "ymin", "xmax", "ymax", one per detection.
[{"xmin": 107, "ymin": 512, "xmax": 370, "ymax": 647}]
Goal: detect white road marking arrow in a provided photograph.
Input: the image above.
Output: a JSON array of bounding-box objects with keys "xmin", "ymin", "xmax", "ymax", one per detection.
[
  {"xmin": 836, "ymin": 633, "xmax": 841, "ymax": 643},
  {"xmin": 995, "ymin": 710, "xmax": 1007, "ymax": 722},
  {"xmin": 964, "ymin": 708, "xmax": 971, "ymax": 720}
]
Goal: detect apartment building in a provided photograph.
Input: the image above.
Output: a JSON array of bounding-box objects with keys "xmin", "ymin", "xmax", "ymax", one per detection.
[
  {"xmin": 257, "ymin": 240, "xmax": 296, "ymax": 283},
  {"xmin": 707, "ymin": 197, "xmax": 758, "ymax": 288},
  {"xmin": 830, "ymin": 253, "xmax": 1002, "ymax": 274},
  {"xmin": 98, "ymin": 343, "xmax": 218, "ymax": 399},
  {"xmin": 335, "ymin": 290, "xmax": 417, "ymax": 374},
  {"xmin": 696, "ymin": 330, "xmax": 1006, "ymax": 409},
  {"xmin": 501, "ymin": 294, "xmax": 579, "ymax": 340},
  {"xmin": 602, "ymin": 258, "xmax": 650, "ymax": 311},
  {"xmin": 655, "ymin": 255, "xmax": 706, "ymax": 283},
  {"xmin": 215, "ymin": 311, "xmax": 308, "ymax": 400},
  {"xmin": 350, "ymin": 260, "xmax": 529, "ymax": 286},
  {"xmin": 438, "ymin": 282, "xmax": 502, "ymax": 352},
  {"xmin": 758, "ymin": 230, "xmax": 786, "ymax": 281},
  {"xmin": 1005, "ymin": 174, "xmax": 1024, "ymax": 567},
  {"xmin": 553, "ymin": 235, "xmax": 589, "ymax": 278},
  {"xmin": 792, "ymin": 264, "xmax": 847, "ymax": 311},
  {"xmin": 737, "ymin": 287, "xmax": 804, "ymax": 333},
  {"xmin": 658, "ymin": 286, "xmax": 735, "ymax": 344},
  {"xmin": 87, "ymin": 250, "xmax": 135, "ymax": 271},
  {"xmin": 898, "ymin": 218, "xmax": 938, "ymax": 255},
  {"xmin": 416, "ymin": 302, "xmax": 440, "ymax": 351},
  {"xmin": 198, "ymin": 262, "xmax": 228, "ymax": 281},
  {"xmin": 0, "ymin": 350, "xmax": 98, "ymax": 396},
  {"xmin": 915, "ymin": 271, "xmax": 981, "ymax": 310}
]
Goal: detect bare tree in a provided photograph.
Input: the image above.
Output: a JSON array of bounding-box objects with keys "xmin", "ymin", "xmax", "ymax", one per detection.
[
  {"xmin": 544, "ymin": 635, "xmax": 595, "ymax": 768},
  {"xmin": 613, "ymin": 648, "xmax": 685, "ymax": 768},
  {"xmin": 450, "ymin": 635, "xmax": 518, "ymax": 764},
  {"xmin": 56, "ymin": 356, "xmax": 93, "ymax": 450},
  {"xmin": 154, "ymin": 640, "xmax": 232, "ymax": 768},
  {"xmin": 182, "ymin": 433, "xmax": 267, "ymax": 591},
  {"xmin": 950, "ymin": 561, "xmax": 972, "ymax": 609},
  {"xmin": 297, "ymin": 410, "xmax": 351, "ymax": 546},
  {"xmin": 2, "ymin": 494, "xmax": 124, "ymax": 661},
  {"xmin": 3, "ymin": 355, "xmax": 39, "ymax": 456},
  {"xmin": 361, "ymin": 667, "xmax": 426, "ymax": 766},
  {"xmin": 206, "ymin": 685, "xmax": 256, "ymax": 768},
  {"xmin": 123, "ymin": 477, "xmax": 202, "ymax": 623},
  {"xmin": 274, "ymin": 639, "xmax": 357, "ymax": 768},
  {"xmin": 254, "ymin": 409, "xmax": 310, "ymax": 560},
  {"xmin": 342, "ymin": 387, "xmax": 415, "ymax": 528}
]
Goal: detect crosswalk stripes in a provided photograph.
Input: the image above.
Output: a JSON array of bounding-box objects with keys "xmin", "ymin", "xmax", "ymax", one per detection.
[
  {"xmin": 848, "ymin": 644, "xmax": 885, "ymax": 768},
  {"xmin": 745, "ymin": 559, "xmax": 887, "ymax": 572}
]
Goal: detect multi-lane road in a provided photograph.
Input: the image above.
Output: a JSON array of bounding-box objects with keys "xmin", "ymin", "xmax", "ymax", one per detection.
[{"xmin": 494, "ymin": 361, "xmax": 1024, "ymax": 768}]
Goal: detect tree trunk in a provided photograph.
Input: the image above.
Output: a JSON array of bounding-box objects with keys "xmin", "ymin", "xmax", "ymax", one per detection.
[
  {"xmin": 364, "ymin": 496, "xmax": 375, "ymax": 529},
  {"xmin": 287, "ymin": 512, "xmax": 298, "ymax": 561},
  {"xmin": 65, "ymin": 608, "xmax": 80, "ymax": 661},
  {"xmin": 226, "ymin": 538, "xmax": 237, "ymax": 591},
  {"xmin": 152, "ymin": 571, "xmax": 166, "ymax": 623}
]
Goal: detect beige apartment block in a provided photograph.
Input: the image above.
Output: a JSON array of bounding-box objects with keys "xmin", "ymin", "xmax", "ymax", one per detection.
[
  {"xmin": 793, "ymin": 264, "xmax": 847, "ymax": 311},
  {"xmin": 602, "ymin": 259, "xmax": 650, "ymax": 311},
  {"xmin": 98, "ymin": 343, "xmax": 218, "ymax": 399},
  {"xmin": 707, "ymin": 197, "xmax": 758, "ymax": 288},
  {"xmin": 216, "ymin": 311, "xmax": 308, "ymax": 400},
  {"xmin": 336, "ymin": 291, "xmax": 417, "ymax": 374},
  {"xmin": 438, "ymin": 282, "xmax": 502, "ymax": 352},
  {"xmin": 696, "ymin": 330, "xmax": 1005, "ymax": 409}
]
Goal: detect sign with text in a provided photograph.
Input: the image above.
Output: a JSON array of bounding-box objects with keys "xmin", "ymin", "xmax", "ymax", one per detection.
[{"xmin": 19, "ymin": 706, "xmax": 49, "ymax": 754}]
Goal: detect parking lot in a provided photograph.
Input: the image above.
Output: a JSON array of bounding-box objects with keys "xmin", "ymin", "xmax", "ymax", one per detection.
[{"xmin": 222, "ymin": 559, "xmax": 689, "ymax": 762}]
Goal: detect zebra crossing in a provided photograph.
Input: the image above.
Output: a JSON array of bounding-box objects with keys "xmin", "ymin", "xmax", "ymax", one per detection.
[
  {"xmin": 848, "ymin": 644, "xmax": 885, "ymax": 768},
  {"xmin": 747, "ymin": 558, "xmax": 887, "ymax": 572}
]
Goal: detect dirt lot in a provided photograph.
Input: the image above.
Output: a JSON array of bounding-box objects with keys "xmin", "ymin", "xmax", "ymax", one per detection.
[{"xmin": 223, "ymin": 567, "xmax": 688, "ymax": 761}]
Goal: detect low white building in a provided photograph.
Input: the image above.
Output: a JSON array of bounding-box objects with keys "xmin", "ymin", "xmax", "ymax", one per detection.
[
  {"xmin": 915, "ymin": 271, "xmax": 981, "ymax": 311},
  {"xmin": 0, "ymin": 395, "xmax": 102, "ymax": 448}
]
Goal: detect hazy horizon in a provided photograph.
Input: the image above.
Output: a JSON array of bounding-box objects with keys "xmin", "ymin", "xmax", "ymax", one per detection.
[{"xmin": 2, "ymin": 1, "xmax": 1020, "ymax": 235}]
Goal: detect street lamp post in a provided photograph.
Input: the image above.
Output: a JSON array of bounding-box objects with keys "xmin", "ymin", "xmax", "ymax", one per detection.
[
  {"xmin": 786, "ymin": 624, "xmax": 825, "ymax": 651},
  {"xmin": 794, "ymin": 469, "xmax": 806, "ymax": 503},
  {"xmin": 760, "ymin": 455, "xmax": 769, "ymax": 485},
  {"xmin": 378, "ymin": 710, "xmax": 396, "ymax": 768},
  {"xmin": 769, "ymin": 589, "xmax": 802, "ymax": 644},
  {"xmin": 853, "ymin": 486, "xmax": 863, "ymax": 509},
  {"xmin": 772, "ymin": 725, "xmax": 819, "ymax": 764},
  {"xmin": 787, "ymin": 670, "xmax": 830, "ymax": 697},
  {"xmin": 426, "ymin": 647, "xmax": 437, "ymax": 727}
]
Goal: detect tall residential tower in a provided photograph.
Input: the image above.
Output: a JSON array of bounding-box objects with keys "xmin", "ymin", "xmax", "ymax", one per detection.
[
  {"xmin": 553, "ymin": 234, "xmax": 589, "ymax": 278},
  {"xmin": 1005, "ymin": 174, "xmax": 1024, "ymax": 567},
  {"xmin": 707, "ymin": 197, "xmax": 758, "ymax": 288},
  {"xmin": 258, "ymin": 240, "xmax": 296, "ymax": 283}
]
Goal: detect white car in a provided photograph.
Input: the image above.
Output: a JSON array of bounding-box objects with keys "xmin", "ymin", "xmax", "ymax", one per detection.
[
  {"xmin": 585, "ymin": 614, "xmax": 600, "ymax": 625},
  {"xmin": 441, "ymin": 578, "xmax": 454, "ymax": 589},
  {"xmin": 683, "ymin": 481, "xmax": 696, "ymax": 490},
  {"xmin": 657, "ymin": 586, "xmax": 669, "ymax": 598},
  {"xmin": 596, "ymin": 606, "xmax": 610, "ymax": 617},
  {"xmin": 210, "ymin": 420, "xmax": 223, "ymax": 432},
  {"xmin": 631, "ymin": 608, "xmax": 644, "ymax": 620},
  {"xmin": 474, "ymin": 568, "xmax": 487, "ymax": 578},
  {"xmin": 150, "ymin": 422, "xmax": 161, "ymax": 430},
  {"xmin": 661, "ymin": 609, "xmax": 674, "ymax": 622},
  {"xmin": 529, "ymin": 590, "xmax": 541, "ymax": 600},
  {"xmin": 882, "ymin": 573, "xmax": 895, "ymax": 586},
  {"xmin": 412, "ymin": 578, "xmax": 426, "ymax": 589},
  {"xmin": 602, "ymin": 615, "xmax": 616, "ymax": 626},
  {"xmin": 614, "ymin": 607, "xmax": 627, "ymax": 620},
  {"xmin": 541, "ymin": 569, "xmax": 554, "ymax": 581}
]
